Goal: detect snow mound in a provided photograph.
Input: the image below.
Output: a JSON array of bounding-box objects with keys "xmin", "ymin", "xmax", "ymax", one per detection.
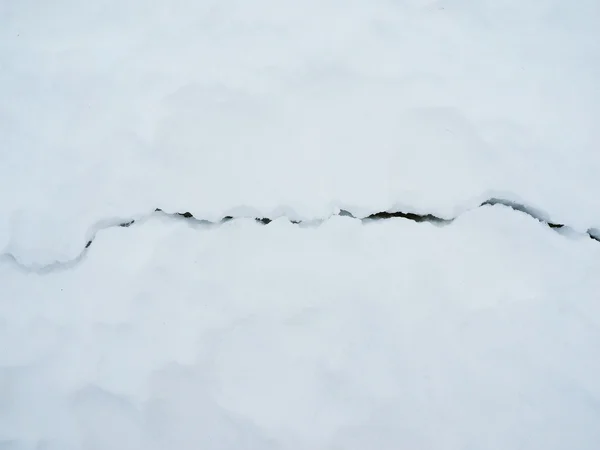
[
  {"xmin": 1, "ymin": 206, "xmax": 600, "ymax": 449},
  {"xmin": 2, "ymin": 0, "xmax": 600, "ymax": 264}
]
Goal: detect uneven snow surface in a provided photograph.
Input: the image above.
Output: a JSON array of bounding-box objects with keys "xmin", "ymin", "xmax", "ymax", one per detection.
[
  {"xmin": 2, "ymin": 0, "xmax": 600, "ymax": 449},
  {"xmin": 3, "ymin": 207, "xmax": 600, "ymax": 449},
  {"xmin": 2, "ymin": 0, "xmax": 600, "ymax": 264}
]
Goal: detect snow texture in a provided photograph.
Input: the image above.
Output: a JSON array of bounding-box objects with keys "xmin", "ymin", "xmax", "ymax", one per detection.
[
  {"xmin": 2, "ymin": 199, "xmax": 599, "ymax": 273},
  {"xmin": 2, "ymin": 0, "xmax": 600, "ymax": 449},
  {"xmin": 2, "ymin": 206, "xmax": 600, "ymax": 449},
  {"xmin": 1, "ymin": 0, "xmax": 600, "ymax": 264}
]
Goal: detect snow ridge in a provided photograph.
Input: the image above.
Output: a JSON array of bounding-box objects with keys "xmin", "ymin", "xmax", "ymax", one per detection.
[{"xmin": 1, "ymin": 198, "xmax": 598, "ymax": 274}]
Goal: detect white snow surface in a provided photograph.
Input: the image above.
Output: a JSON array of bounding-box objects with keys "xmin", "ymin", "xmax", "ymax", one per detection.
[
  {"xmin": 1, "ymin": 0, "xmax": 600, "ymax": 264},
  {"xmin": 2, "ymin": 206, "xmax": 600, "ymax": 449},
  {"xmin": 2, "ymin": 1, "xmax": 600, "ymax": 449}
]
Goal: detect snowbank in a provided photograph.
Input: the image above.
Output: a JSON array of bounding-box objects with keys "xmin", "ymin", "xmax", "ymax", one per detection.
[
  {"xmin": 1, "ymin": 206, "xmax": 600, "ymax": 449},
  {"xmin": 1, "ymin": 0, "xmax": 599, "ymax": 264}
]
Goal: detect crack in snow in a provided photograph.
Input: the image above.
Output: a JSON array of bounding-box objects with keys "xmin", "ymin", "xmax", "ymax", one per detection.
[{"xmin": 1, "ymin": 200, "xmax": 598, "ymax": 274}]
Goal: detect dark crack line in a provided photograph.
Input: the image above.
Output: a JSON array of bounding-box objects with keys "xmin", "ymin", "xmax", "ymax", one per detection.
[{"xmin": 2, "ymin": 199, "xmax": 599, "ymax": 274}]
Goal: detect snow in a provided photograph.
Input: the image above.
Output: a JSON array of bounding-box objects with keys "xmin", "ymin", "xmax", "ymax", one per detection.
[
  {"xmin": 1, "ymin": 0, "xmax": 600, "ymax": 264},
  {"xmin": 1, "ymin": 205, "xmax": 600, "ymax": 449},
  {"xmin": 2, "ymin": 1, "xmax": 600, "ymax": 448}
]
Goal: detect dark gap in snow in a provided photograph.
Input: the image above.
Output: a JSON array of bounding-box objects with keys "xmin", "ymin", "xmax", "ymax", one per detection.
[
  {"xmin": 117, "ymin": 202, "xmax": 600, "ymax": 250},
  {"xmin": 480, "ymin": 198, "xmax": 572, "ymax": 231},
  {"xmin": 75, "ymin": 202, "xmax": 600, "ymax": 256},
  {"xmin": 364, "ymin": 210, "xmax": 450, "ymax": 224},
  {"xmin": 2, "ymin": 199, "xmax": 599, "ymax": 273},
  {"xmin": 480, "ymin": 198, "xmax": 564, "ymax": 227}
]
